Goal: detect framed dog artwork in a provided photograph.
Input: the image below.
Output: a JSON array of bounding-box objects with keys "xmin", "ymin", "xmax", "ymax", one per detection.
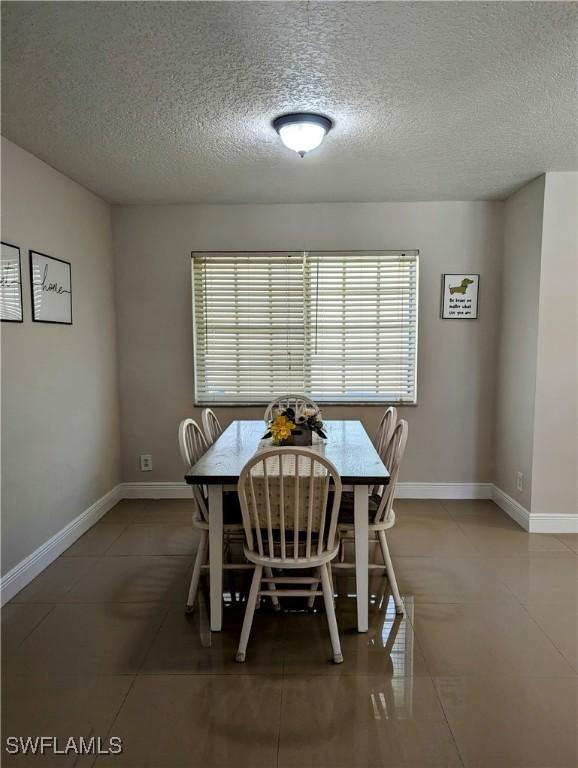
[{"xmin": 441, "ymin": 274, "xmax": 479, "ymax": 319}]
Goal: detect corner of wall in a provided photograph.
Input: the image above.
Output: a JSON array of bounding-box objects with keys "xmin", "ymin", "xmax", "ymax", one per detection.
[
  {"xmin": 493, "ymin": 175, "xmax": 545, "ymax": 511},
  {"xmin": 530, "ymin": 171, "xmax": 578, "ymax": 519}
]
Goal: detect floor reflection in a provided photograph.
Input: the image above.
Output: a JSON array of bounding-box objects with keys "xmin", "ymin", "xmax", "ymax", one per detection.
[{"xmin": 196, "ymin": 564, "xmax": 418, "ymax": 694}]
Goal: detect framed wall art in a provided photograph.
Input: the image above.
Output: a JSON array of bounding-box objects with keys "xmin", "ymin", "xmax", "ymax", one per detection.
[
  {"xmin": 441, "ymin": 273, "xmax": 479, "ymax": 319},
  {"xmin": 1, "ymin": 242, "xmax": 23, "ymax": 322},
  {"xmin": 29, "ymin": 250, "xmax": 72, "ymax": 324}
]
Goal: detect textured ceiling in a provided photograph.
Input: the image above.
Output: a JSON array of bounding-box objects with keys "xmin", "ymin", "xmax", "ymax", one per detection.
[{"xmin": 2, "ymin": 1, "xmax": 576, "ymax": 204}]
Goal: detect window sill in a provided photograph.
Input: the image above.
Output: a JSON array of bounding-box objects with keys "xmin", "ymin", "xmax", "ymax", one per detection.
[{"xmin": 194, "ymin": 400, "xmax": 418, "ymax": 408}]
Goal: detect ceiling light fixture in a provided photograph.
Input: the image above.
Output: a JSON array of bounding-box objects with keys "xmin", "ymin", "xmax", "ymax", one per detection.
[{"xmin": 272, "ymin": 112, "xmax": 333, "ymax": 158}]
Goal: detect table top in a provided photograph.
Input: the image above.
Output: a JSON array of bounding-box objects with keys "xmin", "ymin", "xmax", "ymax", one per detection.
[{"xmin": 184, "ymin": 419, "xmax": 390, "ymax": 485}]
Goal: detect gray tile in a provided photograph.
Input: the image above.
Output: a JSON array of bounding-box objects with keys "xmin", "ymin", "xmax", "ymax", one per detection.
[
  {"xmin": 392, "ymin": 555, "xmax": 516, "ymax": 603},
  {"xmin": 142, "ymin": 499, "xmax": 196, "ymax": 521},
  {"xmin": 4, "ymin": 497, "xmax": 577, "ymax": 768},
  {"xmin": 95, "ymin": 674, "xmax": 282, "ymax": 767},
  {"xmin": 387, "ymin": 504, "xmax": 478, "ymax": 557},
  {"xmin": 440, "ymin": 499, "xmax": 504, "ymax": 517},
  {"xmin": 103, "ymin": 499, "xmax": 194, "ymax": 524},
  {"xmin": 13, "ymin": 558, "xmax": 98, "ymax": 603},
  {"xmin": 2, "ymin": 674, "xmax": 133, "ymax": 767},
  {"xmin": 554, "ymin": 533, "xmax": 578, "ymax": 554},
  {"xmin": 443, "ymin": 500, "xmax": 571, "ymax": 555},
  {"xmin": 104, "ymin": 524, "xmax": 197, "ymax": 556},
  {"xmin": 524, "ymin": 600, "xmax": 578, "ymax": 672},
  {"xmin": 63, "ymin": 556, "xmax": 193, "ymax": 604},
  {"xmin": 99, "ymin": 499, "xmax": 148, "ymax": 523},
  {"xmin": 394, "ymin": 499, "xmax": 453, "ymax": 517},
  {"xmin": 282, "ymin": 598, "xmax": 431, "ymax": 677},
  {"xmin": 62, "ymin": 523, "xmax": 128, "ymax": 557},
  {"xmin": 412, "ymin": 601, "xmax": 575, "ymax": 677},
  {"xmin": 489, "ymin": 553, "xmax": 578, "ymax": 606},
  {"xmin": 5, "ymin": 603, "xmax": 166, "ymax": 676},
  {"xmin": 279, "ymin": 675, "xmax": 462, "ymax": 767},
  {"xmin": 140, "ymin": 604, "xmax": 285, "ymax": 676},
  {"xmin": 1, "ymin": 603, "xmax": 53, "ymax": 655},
  {"xmin": 436, "ymin": 675, "xmax": 578, "ymax": 767}
]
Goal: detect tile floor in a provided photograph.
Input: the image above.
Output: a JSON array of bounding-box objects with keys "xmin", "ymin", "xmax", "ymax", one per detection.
[{"xmin": 2, "ymin": 498, "xmax": 577, "ymax": 767}]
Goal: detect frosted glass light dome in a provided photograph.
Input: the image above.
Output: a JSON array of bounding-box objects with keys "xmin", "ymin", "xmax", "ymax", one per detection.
[{"xmin": 273, "ymin": 113, "xmax": 332, "ymax": 157}]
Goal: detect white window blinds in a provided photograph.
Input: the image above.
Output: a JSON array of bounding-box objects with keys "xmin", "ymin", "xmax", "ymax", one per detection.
[{"xmin": 192, "ymin": 251, "xmax": 418, "ymax": 405}]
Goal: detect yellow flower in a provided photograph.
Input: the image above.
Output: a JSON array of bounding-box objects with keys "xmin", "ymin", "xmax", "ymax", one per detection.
[{"xmin": 270, "ymin": 414, "xmax": 296, "ymax": 441}]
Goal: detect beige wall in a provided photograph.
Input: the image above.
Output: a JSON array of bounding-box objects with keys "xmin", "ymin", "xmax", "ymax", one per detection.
[
  {"xmin": 0, "ymin": 139, "xmax": 572, "ymax": 586},
  {"xmin": 113, "ymin": 201, "xmax": 502, "ymax": 484},
  {"xmin": 1, "ymin": 138, "xmax": 120, "ymax": 574},
  {"xmin": 531, "ymin": 172, "xmax": 578, "ymax": 516},
  {"xmin": 494, "ymin": 175, "xmax": 544, "ymax": 509}
]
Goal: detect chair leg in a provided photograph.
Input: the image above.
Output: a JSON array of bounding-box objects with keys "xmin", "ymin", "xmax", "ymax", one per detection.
[
  {"xmin": 375, "ymin": 569, "xmax": 388, "ymax": 611},
  {"xmin": 186, "ymin": 530, "xmax": 208, "ymax": 613},
  {"xmin": 378, "ymin": 531, "xmax": 403, "ymax": 614},
  {"xmin": 264, "ymin": 566, "xmax": 281, "ymax": 611},
  {"xmin": 236, "ymin": 565, "xmax": 262, "ymax": 663},
  {"xmin": 224, "ymin": 537, "xmax": 234, "ymax": 603},
  {"xmin": 307, "ymin": 567, "xmax": 320, "ymax": 609},
  {"xmin": 320, "ymin": 563, "xmax": 343, "ymax": 664}
]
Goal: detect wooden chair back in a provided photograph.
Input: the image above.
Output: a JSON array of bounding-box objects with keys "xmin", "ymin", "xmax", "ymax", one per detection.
[
  {"xmin": 202, "ymin": 408, "xmax": 223, "ymax": 446},
  {"xmin": 372, "ymin": 406, "xmax": 398, "ymax": 495},
  {"xmin": 374, "ymin": 419, "xmax": 408, "ymax": 525},
  {"xmin": 238, "ymin": 447, "xmax": 342, "ymax": 564},
  {"xmin": 264, "ymin": 394, "xmax": 319, "ymax": 421},
  {"xmin": 178, "ymin": 418, "xmax": 209, "ymax": 523},
  {"xmin": 375, "ymin": 406, "xmax": 398, "ymax": 456}
]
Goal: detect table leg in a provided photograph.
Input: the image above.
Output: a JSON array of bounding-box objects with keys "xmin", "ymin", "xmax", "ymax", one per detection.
[
  {"xmin": 354, "ymin": 484, "xmax": 369, "ymax": 633},
  {"xmin": 208, "ymin": 484, "xmax": 223, "ymax": 632}
]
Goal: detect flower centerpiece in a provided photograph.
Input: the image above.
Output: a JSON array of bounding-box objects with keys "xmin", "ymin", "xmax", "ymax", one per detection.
[{"xmin": 263, "ymin": 404, "xmax": 327, "ymax": 446}]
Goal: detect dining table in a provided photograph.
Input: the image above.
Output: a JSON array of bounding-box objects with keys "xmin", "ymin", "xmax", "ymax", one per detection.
[{"xmin": 184, "ymin": 419, "xmax": 390, "ymax": 633}]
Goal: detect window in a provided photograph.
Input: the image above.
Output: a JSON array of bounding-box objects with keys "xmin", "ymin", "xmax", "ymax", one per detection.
[{"xmin": 192, "ymin": 250, "xmax": 418, "ymax": 405}]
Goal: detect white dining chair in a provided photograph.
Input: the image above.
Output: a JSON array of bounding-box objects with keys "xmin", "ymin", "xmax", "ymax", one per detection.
[
  {"xmin": 334, "ymin": 420, "xmax": 408, "ymax": 615},
  {"xmin": 264, "ymin": 394, "xmax": 318, "ymax": 421},
  {"xmin": 371, "ymin": 406, "xmax": 398, "ymax": 498},
  {"xmin": 374, "ymin": 406, "xmax": 398, "ymax": 456},
  {"xmin": 201, "ymin": 407, "xmax": 223, "ymax": 446},
  {"xmin": 178, "ymin": 418, "xmax": 249, "ymax": 613},
  {"xmin": 235, "ymin": 447, "xmax": 344, "ymax": 663}
]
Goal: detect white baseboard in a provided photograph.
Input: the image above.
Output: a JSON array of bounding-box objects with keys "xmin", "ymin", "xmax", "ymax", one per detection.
[
  {"xmin": 124, "ymin": 481, "xmax": 577, "ymax": 533},
  {"xmin": 3, "ymin": 480, "xmax": 575, "ymax": 605},
  {"xmin": 121, "ymin": 482, "xmax": 191, "ymax": 499},
  {"xmin": 121, "ymin": 481, "xmax": 493, "ymax": 501},
  {"xmin": 492, "ymin": 485, "xmax": 530, "ymax": 531},
  {"xmin": 0, "ymin": 485, "xmax": 122, "ymax": 606},
  {"xmin": 527, "ymin": 514, "xmax": 578, "ymax": 534},
  {"xmin": 491, "ymin": 485, "xmax": 578, "ymax": 533},
  {"xmin": 396, "ymin": 482, "xmax": 493, "ymax": 500}
]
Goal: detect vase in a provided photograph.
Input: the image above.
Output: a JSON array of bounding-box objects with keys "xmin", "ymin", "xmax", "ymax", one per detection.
[{"xmin": 289, "ymin": 427, "xmax": 313, "ymax": 446}]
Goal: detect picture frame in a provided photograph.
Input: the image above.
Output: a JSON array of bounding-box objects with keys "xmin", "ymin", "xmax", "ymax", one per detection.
[
  {"xmin": 441, "ymin": 273, "xmax": 479, "ymax": 320},
  {"xmin": 1, "ymin": 242, "xmax": 23, "ymax": 322},
  {"xmin": 29, "ymin": 250, "xmax": 72, "ymax": 324}
]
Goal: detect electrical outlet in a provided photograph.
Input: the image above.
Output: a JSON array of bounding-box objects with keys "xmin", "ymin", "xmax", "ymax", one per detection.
[
  {"xmin": 140, "ymin": 454, "xmax": 153, "ymax": 472},
  {"xmin": 516, "ymin": 471, "xmax": 524, "ymax": 492}
]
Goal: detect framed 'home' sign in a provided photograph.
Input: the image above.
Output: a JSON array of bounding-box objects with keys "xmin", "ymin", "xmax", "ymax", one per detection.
[
  {"xmin": 29, "ymin": 250, "xmax": 72, "ymax": 324},
  {"xmin": 441, "ymin": 273, "xmax": 479, "ymax": 319}
]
